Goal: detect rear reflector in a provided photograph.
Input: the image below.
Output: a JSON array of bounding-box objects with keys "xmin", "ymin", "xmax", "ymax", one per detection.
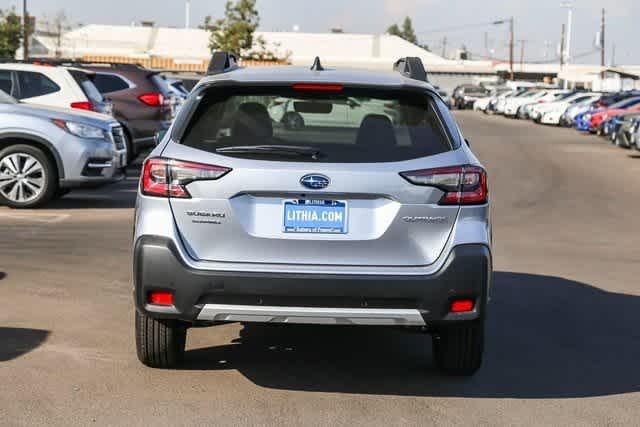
[
  {"xmin": 293, "ymin": 83, "xmax": 344, "ymax": 92},
  {"xmin": 450, "ymin": 299, "xmax": 475, "ymax": 313},
  {"xmin": 148, "ymin": 291, "xmax": 174, "ymax": 306},
  {"xmin": 138, "ymin": 92, "xmax": 164, "ymax": 107},
  {"xmin": 141, "ymin": 158, "xmax": 231, "ymax": 199},
  {"xmin": 70, "ymin": 101, "xmax": 94, "ymax": 111},
  {"xmin": 400, "ymin": 165, "xmax": 488, "ymax": 205}
]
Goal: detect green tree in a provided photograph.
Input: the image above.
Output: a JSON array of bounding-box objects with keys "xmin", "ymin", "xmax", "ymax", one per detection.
[
  {"xmin": 199, "ymin": 15, "xmax": 217, "ymax": 31},
  {"xmin": 0, "ymin": 8, "xmax": 23, "ymax": 59},
  {"xmin": 401, "ymin": 17, "xmax": 417, "ymax": 44},
  {"xmin": 208, "ymin": 0, "xmax": 260, "ymax": 56},
  {"xmin": 387, "ymin": 16, "xmax": 418, "ymax": 45}
]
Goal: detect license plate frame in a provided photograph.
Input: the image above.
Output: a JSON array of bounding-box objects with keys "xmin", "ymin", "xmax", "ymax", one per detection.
[{"xmin": 283, "ymin": 199, "xmax": 348, "ymax": 234}]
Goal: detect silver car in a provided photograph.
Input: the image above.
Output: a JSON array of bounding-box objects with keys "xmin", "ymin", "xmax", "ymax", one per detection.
[
  {"xmin": 0, "ymin": 90, "xmax": 127, "ymax": 208},
  {"xmin": 133, "ymin": 55, "xmax": 492, "ymax": 375}
]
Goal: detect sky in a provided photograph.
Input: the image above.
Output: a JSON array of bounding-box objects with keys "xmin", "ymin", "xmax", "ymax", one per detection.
[{"xmin": 3, "ymin": 0, "xmax": 639, "ymax": 64}]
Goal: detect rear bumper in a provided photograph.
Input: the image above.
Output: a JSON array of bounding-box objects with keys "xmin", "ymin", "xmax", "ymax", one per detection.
[{"xmin": 133, "ymin": 236, "xmax": 492, "ymax": 327}]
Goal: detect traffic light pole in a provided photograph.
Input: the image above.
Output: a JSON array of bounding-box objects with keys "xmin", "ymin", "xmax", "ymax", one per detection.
[{"xmin": 23, "ymin": 0, "xmax": 29, "ymax": 60}]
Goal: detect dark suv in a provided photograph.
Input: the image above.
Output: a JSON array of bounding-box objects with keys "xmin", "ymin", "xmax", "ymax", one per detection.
[{"xmin": 78, "ymin": 64, "xmax": 176, "ymax": 161}]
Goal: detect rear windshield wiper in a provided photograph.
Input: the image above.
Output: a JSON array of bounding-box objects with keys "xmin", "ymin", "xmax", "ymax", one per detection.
[{"xmin": 216, "ymin": 145, "xmax": 323, "ymax": 160}]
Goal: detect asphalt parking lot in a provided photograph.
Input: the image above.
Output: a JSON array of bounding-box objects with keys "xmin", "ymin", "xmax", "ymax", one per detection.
[{"xmin": 1, "ymin": 111, "xmax": 639, "ymax": 426}]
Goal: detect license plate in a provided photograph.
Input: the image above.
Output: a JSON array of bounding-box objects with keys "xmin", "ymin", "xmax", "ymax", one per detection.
[{"xmin": 283, "ymin": 200, "xmax": 347, "ymax": 234}]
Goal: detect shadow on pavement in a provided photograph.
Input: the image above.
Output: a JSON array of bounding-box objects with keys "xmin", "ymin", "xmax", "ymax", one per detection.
[
  {"xmin": 183, "ymin": 272, "xmax": 640, "ymax": 399},
  {"xmin": 45, "ymin": 179, "xmax": 138, "ymax": 210},
  {"xmin": 0, "ymin": 328, "xmax": 50, "ymax": 362},
  {"xmin": 0, "ymin": 272, "xmax": 5, "ymax": 281}
]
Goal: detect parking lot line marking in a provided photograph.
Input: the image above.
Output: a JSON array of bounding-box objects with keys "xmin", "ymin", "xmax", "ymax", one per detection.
[{"xmin": 0, "ymin": 212, "xmax": 70, "ymax": 224}]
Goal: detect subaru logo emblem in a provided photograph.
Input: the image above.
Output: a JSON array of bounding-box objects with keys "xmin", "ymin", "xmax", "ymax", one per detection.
[{"xmin": 300, "ymin": 174, "xmax": 330, "ymax": 190}]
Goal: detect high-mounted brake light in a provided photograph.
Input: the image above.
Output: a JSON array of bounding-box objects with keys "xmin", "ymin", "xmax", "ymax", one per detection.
[
  {"xmin": 138, "ymin": 92, "xmax": 164, "ymax": 107},
  {"xmin": 141, "ymin": 158, "xmax": 231, "ymax": 199},
  {"xmin": 400, "ymin": 165, "xmax": 488, "ymax": 205},
  {"xmin": 70, "ymin": 101, "xmax": 94, "ymax": 111},
  {"xmin": 293, "ymin": 83, "xmax": 344, "ymax": 92}
]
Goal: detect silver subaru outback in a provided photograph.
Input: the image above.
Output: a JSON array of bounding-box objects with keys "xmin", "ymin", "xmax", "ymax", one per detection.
[{"xmin": 133, "ymin": 55, "xmax": 492, "ymax": 375}]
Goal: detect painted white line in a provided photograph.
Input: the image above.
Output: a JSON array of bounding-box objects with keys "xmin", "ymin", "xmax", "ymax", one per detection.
[{"xmin": 0, "ymin": 213, "xmax": 70, "ymax": 224}]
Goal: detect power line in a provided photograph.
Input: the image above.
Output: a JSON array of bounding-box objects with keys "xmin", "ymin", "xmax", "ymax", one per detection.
[
  {"xmin": 465, "ymin": 48, "xmax": 600, "ymax": 64},
  {"xmin": 417, "ymin": 19, "xmax": 510, "ymax": 35}
]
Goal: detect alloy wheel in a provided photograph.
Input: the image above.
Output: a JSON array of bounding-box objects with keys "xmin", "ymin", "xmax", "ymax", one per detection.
[{"xmin": 0, "ymin": 152, "xmax": 46, "ymax": 203}]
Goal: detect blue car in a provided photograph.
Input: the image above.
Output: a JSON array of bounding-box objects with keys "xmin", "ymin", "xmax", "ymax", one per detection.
[{"xmin": 575, "ymin": 111, "xmax": 594, "ymax": 132}]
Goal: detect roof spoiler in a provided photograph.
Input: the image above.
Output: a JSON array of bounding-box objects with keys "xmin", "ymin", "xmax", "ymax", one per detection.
[
  {"xmin": 207, "ymin": 52, "xmax": 240, "ymax": 76},
  {"xmin": 393, "ymin": 57, "xmax": 428, "ymax": 82}
]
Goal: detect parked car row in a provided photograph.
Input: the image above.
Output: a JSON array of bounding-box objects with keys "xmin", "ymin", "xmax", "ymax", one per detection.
[
  {"xmin": 471, "ymin": 84, "xmax": 640, "ymax": 153},
  {"xmin": 0, "ymin": 60, "xmax": 184, "ymax": 208},
  {"xmin": 593, "ymin": 97, "xmax": 640, "ymax": 150}
]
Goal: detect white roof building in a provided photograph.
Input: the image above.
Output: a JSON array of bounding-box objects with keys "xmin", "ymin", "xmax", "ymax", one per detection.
[
  {"xmin": 28, "ymin": 24, "xmax": 639, "ymax": 87},
  {"xmin": 31, "ymin": 24, "xmax": 494, "ymax": 72}
]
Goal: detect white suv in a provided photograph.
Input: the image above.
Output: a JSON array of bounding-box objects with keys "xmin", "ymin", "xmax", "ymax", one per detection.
[
  {"xmin": 269, "ymin": 97, "xmax": 396, "ymax": 129},
  {"xmin": 0, "ymin": 63, "xmax": 112, "ymax": 115}
]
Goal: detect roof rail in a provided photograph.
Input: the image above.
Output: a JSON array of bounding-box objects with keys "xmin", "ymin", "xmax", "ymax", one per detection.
[
  {"xmin": 394, "ymin": 57, "xmax": 428, "ymax": 82},
  {"xmin": 207, "ymin": 52, "xmax": 240, "ymax": 76},
  {"xmin": 0, "ymin": 57, "xmax": 147, "ymax": 70}
]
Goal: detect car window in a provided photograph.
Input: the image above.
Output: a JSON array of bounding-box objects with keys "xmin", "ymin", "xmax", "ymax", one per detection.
[
  {"xmin": 69, "ymin": 70, "xmax": 104, "ymax": 103},
  {"xmin": 0, "ymin": 89, "xmax": 17, "ymax": 104},
  {"xmin": 609, "ymin": 97, "xmax": 640, "ymax": 109},
  {"xmin": 16, "ymin": 71, "xmax": 60, "ymax": 99},
  {"xmin": 571, "ymin": 96, "xmax": 591, "ymax": 104},
  {"xmin": 180, "ymin": 86, "xmax": 454, "ymax": 163},
  {"xmin": 93, "ymin": 73, "xmax": 130, "ymax": 93},
  {"xmin": 0, "ymin": 70, "xmax": 13, "ymax": 95}
]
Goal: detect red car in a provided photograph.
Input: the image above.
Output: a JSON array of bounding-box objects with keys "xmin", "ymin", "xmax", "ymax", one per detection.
[{"xmin": 588, "ymin": 96, "xmax": 640, "ymax": 131}]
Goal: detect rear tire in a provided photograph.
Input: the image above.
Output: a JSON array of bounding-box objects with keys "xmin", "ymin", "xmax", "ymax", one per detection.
[
  {"xmin": 135, "ymin": 310, "xmax": 187, "ymax": 369},
  {"xmin": 432, "ymin": 320, "xmax": 484, "ymax": 376}
]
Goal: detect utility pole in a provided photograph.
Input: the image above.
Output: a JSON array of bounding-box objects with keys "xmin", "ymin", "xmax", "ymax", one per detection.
[
  {"xmin": 22, "ymin": 0, "xmax": 29, "ymax": 60},
  {"xmin": 600, "ymin": 8, "xmax": 606, "ymax": 78},
  {"xmin": 509, "ymin": 17, "xmax": 514, "ymax": 80},
  {"xmin": 441, "ymin": 36, "xmax": 447, "ymax": 59},
  {"xmin": 560, "ymin": 23, "xmax": 565, "ymax": 68},
  {"xmin": 561, "ymin": 2, "xmax": 574, "ymax": 89},
  {"xmin": 519, "ymin": 40, "xmax": 526, "ymax": 70}
]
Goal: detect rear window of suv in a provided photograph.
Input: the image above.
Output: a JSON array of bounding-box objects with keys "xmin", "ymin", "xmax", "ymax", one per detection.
[
  {"xmin": 69, "ymin": 70, "xmax": 105, "ymax": 104},
  {"xmin": 180, "ymin": 86, "xmax": 456, "ymax": 163}
]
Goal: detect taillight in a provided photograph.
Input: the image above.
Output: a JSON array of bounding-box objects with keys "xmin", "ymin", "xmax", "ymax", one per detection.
[
  {"xmin": 141, "ymin": 158, "xmax": 231, "ymax": 198},
  {"xmin": 71, "ymin": 101, "xmax": 94, "ymax": 111},
  {"xmin": 450, "ymin": 299, "xmax": 475, "ymax": 313},
  {"xmin": 138, "ymin": 92, "xmax": 164, "ymax": 107},
  {"xmin": 148, "ymin": 291, "xmax": 174, "ymax": 306},
  {"xmin": 400, "ymin": 165, "xmax": 488, "ymax": 205}
]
